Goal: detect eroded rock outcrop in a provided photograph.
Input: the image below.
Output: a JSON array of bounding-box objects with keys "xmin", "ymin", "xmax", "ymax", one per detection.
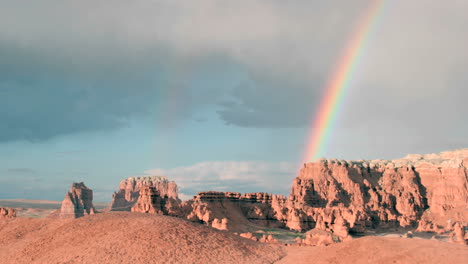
[
  {"xmin": 285, "ymin": 149, "xmax": 468, "ymax": 234},
  {"xmin": 449, "ymin": 222, "xmax": 467, "ymax": 245},
  {"xmin": 59, "ymin": 182, "xmax": 95, "ymax": 218},
  {"xmin": 178, "ymin": 191, "xmax": 288, "ymax": 232},
  {"xmin": 0, "ymin": 207, "xmax": 16, "ymax": 219},
  {"xmin": 146, "ymin": 149, "xmax": 467, "ymax": 242},
  {"xmin": 110, "ymin": 176, "xmax": 180, "ymax": 212},
  {"xmin": 211, "ymin": 218, "xmax": 229, "ymax": 230},
  {"xmin": 131, "ymin": 186, "xmax": 166, "ymax": 214},
  {"xmin": 296, "ymin": 229, "xmax": 340, "ymax": 246}
]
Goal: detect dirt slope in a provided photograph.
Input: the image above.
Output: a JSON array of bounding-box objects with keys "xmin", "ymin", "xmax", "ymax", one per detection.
[
  {"xmin": 277, "ymin": 236, "xmax": 467, "ymax": 264},
  {"xmin": 0, "ymin": 212, "xmax": 285, "ymax": 264}
]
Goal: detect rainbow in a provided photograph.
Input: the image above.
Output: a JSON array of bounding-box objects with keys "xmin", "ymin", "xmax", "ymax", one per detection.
[{"xmin": 304, "ymin": 0, "xmax": 385, "ymax": 162}]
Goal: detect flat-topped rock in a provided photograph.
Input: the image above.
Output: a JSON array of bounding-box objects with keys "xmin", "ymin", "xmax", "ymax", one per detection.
[{"xmin": 110, "ymin": 176, "xmax": 179, "ymax": 211}]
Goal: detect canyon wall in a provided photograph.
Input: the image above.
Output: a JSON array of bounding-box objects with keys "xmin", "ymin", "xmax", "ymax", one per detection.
[
  {"xmin": 286, "ymin": 149, "xmax": 468, "ymax": 233},
  {"xmin": 174, "ymin": 149, "xmax": 467, "ymax": 235}
]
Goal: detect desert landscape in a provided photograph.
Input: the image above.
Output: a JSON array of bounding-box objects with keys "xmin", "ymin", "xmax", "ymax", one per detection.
[
  {"xmin": 1, "ymin": 149, "xmax": 467, "ymax": 263},
  {"xmin": 2, "ymin": 1, "xmax": 467, "ymax": 263}
]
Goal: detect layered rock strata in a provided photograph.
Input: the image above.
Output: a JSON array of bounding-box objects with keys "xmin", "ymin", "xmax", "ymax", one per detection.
[
  {"xmin": 178, "ymin": 191, "xmax": 288, "ymax": 231},
  {"xmin": 177, "ymin": 149, "xmax": 467, "ymax": 239},
  {"xmin": 59, "ymin": 182, "xmax": 95, "ymax": 218},
  {"xmin": 131, "ymin": 186, "xmax": 166, "ymax": 214},
  {"xmin": 110, "ymin": 176, "xmax": 179, "ymax": 211},
  {"xmin": 286, "ymin": 149, "xmax": 468, "ymax": 234}
]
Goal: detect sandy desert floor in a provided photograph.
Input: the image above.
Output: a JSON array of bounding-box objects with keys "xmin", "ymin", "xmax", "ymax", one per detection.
[
  {"xmin": 0, "ymin": 212, "xmax": 285, "ymax": 264},
  {"xmin": 278, "ymin": 236, "xmax": 468, "ymax": 264},
  {"xmin": 1, "ymin": 211, "xmax": 467, "ymax": 264},
  {"xmin": 0, "ymin": 199, "xmax": 108, "ymax": 218}
]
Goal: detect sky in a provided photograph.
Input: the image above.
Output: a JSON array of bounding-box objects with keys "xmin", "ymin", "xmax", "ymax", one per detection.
[{"xmin": 1, "ymin": 0, "xmax": 467, "ymax": 201}]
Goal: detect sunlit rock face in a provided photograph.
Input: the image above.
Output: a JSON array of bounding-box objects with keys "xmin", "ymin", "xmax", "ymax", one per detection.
[
  {"xmin": 131, "ymin": 186, "xmax": 166, "ymax": 214},
  {"xmin": 172, "ymin": 149, "xmax": 467, "ymax": 237},
  {"xmin": 59, "ymin": 182, "xmax": 95, "ymax": 219},
  {"xmin": 286, "ymin": 149, "xmax": 468, "ymax": 233},
  {"xmin": 110, "ymin": 176, "xmax": 179, "ymax": 212}
]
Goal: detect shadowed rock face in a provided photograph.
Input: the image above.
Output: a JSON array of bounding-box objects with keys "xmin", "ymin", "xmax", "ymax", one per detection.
[
  {"xmin": 110, "ymin": 176, "xmax": 179, "ymax": 211},
  {"xmin": 131, "ymin": 186, "xmax": 166, "ymax": 214},
  {"xmin": 59, "ymin": 182, "xmax": 95, "ymax": 219},
  {"xmin": 0, "ymin": 207, "xmax": 16, "ymax": 219},
  {"xmin": 178, "ymin": 191, "xmax": 288, "ymax": 231}
]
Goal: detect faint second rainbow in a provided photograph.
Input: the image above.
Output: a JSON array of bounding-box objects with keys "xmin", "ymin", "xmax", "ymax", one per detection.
[{"xmin": 304, "ymin": 0, "xmax": 385, "ymax": 162}]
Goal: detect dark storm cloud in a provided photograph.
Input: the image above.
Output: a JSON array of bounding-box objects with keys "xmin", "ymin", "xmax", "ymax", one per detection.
[
  {"xmin": 0, "ymin": 0, "xmax": 367, "ymax": 142},
  {"xmin": 0, "ymin": 0, "xmax": 467, "ymax": 150},
  {"xmin": 217, "ymin": 71, "xmax": 322, "ymax": 128}
]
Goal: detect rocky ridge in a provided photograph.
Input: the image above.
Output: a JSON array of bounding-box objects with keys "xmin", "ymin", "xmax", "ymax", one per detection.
[
  {"xmin": 172, "ymin": 149, "xmax": 467, "ymax": 242},
  {"xmin": 285, "ymin": 148, "xmax": 468, "ymax": 234}
]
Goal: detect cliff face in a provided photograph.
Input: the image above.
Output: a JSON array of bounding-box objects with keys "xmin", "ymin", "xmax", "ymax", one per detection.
[
  {"xmin": 175, "ymin": 149, "xmax": 467, "ymax": 237},
  {"xmin": 287, "ymin": 149, "xmax": 468, "ymax": 232},
  {"xmin": 131, "ymin": 186, "xmax": 166, "ymax": 214},
  {"xmin": 59, "ymin": 182, "xmax": 95, "ymax": 218},
  {"xmin": 110, "ymin": 176, "xmax": 179, "ymax": 211}
]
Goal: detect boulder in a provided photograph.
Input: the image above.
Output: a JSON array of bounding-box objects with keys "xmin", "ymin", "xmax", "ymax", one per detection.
[
  {"xmin": 212, "ymin": 218, "xmax": 229, "ymax": 230},
  {"xmin": 298, "ymin": 229, "xmax": 339, "ymax": 246},
  {"xmin": 449, "ymin": 222, "xmax": 467, "ymax": 245},
  {"xmin": 0, "ymin": 207, "xmax": 16, "ymax": 219}
]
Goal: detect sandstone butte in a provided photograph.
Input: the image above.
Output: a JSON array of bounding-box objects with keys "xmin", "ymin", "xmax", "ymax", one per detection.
[
  {"xmin": 109, "ymin": 176, "xmax": 180, "ymax": 214},
  {"xmin": 58, "ymin": 182, "xmax": 96, "ymax": 219}
]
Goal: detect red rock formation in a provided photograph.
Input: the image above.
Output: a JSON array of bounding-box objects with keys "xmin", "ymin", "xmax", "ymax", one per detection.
[
  {"xmin": 59, "ymin": 182, "xmax": 95, "ymax": 218},
  {"xmin": 285, "ymin": 149, "xmax": 468, "ymax": 234},
  {"xmin": 297, "ymin": 229, "xmax": 339, "ymax": 246},
  {"xmin": 239, "ymin": 232, "xmax": 258, "ymax": 241},
  {"xmin": 449, "ymin": 222, "xmax": 467, "ymax": 245},
  {"xmin": 178, "ymin": 191, "xmax": 288, "ymax": 232},
  {"xmin": 259, "ymin": 234, "xmax": 279, "ymax": 243},
  {"xmin": 180, "ymin": 191, "xmax": 244, "ymax": 226},
  {"xmin": 211, "ymin": 218, "xmax": 229, "ymax": 230},
  {"xmin": 0, "ymin": 207, "xmax": 16, "ymax": 219},
  {"xmin": 131, "ymin": 186, "xmax": 165, "ymax": 214},
  {"xmin": 239, "ymin": 193, "xmax": 288, "ymax": 228},
  {"xmin": 175, "ymin": 149, "xmax": 467, "ymax": 239},
  {"xmin": 110, "ymin": 176, "xmax": 179, "ymax": 212}
]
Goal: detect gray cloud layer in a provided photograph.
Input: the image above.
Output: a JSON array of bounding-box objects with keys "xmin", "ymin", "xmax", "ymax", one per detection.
[{"xmin": 1, "ymin": 0, "xmax": 467, "ymax": 149}]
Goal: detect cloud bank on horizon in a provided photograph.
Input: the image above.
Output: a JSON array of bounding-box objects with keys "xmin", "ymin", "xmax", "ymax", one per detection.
[{"xmin": 0, "ymin": 0, "xmax": 467, "ymax": 200}]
